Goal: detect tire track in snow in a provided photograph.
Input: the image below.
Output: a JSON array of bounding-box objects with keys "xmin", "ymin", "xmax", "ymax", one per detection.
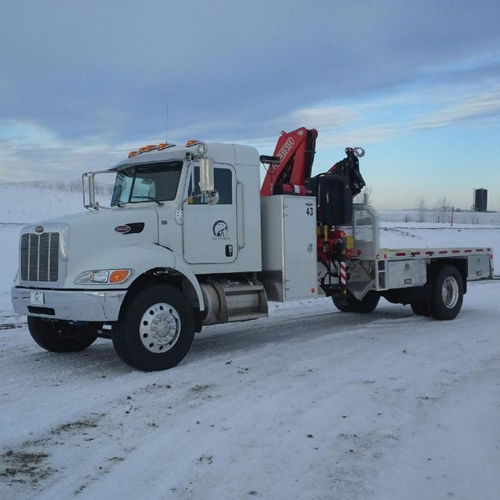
[{"xmin": 1, "ymin": 285, "xmax": 500, "ymax": 499}]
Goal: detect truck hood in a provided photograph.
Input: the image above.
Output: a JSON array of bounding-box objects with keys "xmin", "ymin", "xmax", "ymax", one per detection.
[
  {"xmin": 20, "ymin": 207, "xmax": 160, "ymax": 288},
  {"xmin": 40, "ymin": 206, "xmax": 158, "ymax": 229}
]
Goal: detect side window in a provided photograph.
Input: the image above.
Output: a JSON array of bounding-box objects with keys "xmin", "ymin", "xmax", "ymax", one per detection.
[
  {"xmin": 189, "ymin": 167, "xmax": 233, "ymax": 205},
  {"xmin": 214, "ymin": 168, "xmax": 232, "ymax": 204}
]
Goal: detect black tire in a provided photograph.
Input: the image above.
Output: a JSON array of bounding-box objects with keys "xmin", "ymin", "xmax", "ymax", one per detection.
[
  {"xmin": 332, "ymin": 291, "xmax": 380, "ymax": 314},
  {"xmin": 411, "ymin": 302, "xmax": 431, "ymax": 317},
  {"xmin": 112, "ymin": 284, "xmax": 195, "ymax": 371},
  {"xmin": 332, "ymin": 296, "xmax": 353, "ymax": 312},
  {"xmin": 27, "ymin": 317, "xmax": 98, "ymax": 352},
  {"xmin": 429, "ymin": 265, "xmax": 464, "ymax": 320}
]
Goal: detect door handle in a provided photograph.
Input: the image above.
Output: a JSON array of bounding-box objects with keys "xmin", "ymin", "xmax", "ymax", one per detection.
[{"xmin": 237, "ymin": 181, "xmax": 245, "ymax": 250}]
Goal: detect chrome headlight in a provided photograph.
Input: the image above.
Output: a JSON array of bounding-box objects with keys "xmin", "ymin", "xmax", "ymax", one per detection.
[{"xmin": 74, "ymin": 269, "xmax": 132, "ymax": 285}]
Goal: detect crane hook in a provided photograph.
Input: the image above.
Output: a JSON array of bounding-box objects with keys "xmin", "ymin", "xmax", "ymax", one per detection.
[{"xmin": 345, "ymin": 147, "xmax": 365, "ymax": 158}]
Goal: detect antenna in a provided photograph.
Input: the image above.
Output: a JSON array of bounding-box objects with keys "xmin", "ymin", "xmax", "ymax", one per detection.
[{"xmin": 166, "ymin": 92, "xmax": 170, "ymax": 142}]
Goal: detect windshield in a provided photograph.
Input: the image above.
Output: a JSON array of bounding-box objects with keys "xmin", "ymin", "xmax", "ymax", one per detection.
[{"xmin": 111, "ymin": 161, "xmax": 183, "ymax": 206}]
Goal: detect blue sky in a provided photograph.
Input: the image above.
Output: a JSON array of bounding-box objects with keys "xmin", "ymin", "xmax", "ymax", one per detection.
[{"xmin": 1, "ymin": 0, "xmax": 499, "ymax": 209}]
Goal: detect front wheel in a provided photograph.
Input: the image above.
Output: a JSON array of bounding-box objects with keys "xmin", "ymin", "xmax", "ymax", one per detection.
[
  {"xmin": 28, "ymin": 317, "xmax": 98, "ymax": 352},
  {"xmin": 429, "ymin": 265, "xmax": 464, "ymax": 320},
  {"xmin": 112, "ymin": 284, "xmax": 195, "ymax": 371}
]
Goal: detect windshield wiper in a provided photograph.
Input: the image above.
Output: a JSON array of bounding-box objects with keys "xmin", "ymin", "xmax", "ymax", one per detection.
[{"xmin": 131, "ymin": 196, "xmax": 165, "ymax": 206}]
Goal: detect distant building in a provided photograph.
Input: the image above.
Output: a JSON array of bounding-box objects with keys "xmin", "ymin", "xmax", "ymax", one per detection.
[{"xmin": 474, "ymin": 188, "xmax": 488, "ymax": 212}]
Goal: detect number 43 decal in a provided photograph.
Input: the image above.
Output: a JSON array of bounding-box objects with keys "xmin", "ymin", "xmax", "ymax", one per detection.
[{"xmin": 306, "ymin": 207, "xmax": 314, "ymax": 216}]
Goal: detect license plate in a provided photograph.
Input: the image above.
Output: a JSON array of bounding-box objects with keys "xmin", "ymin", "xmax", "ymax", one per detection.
[{"xmin": 31, "ymin": 291, "xmax": 45, "ymax": 306}]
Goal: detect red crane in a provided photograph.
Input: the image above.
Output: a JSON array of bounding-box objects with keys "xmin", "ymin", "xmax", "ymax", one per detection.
[
  {"xmin": 260, "ymin": 127, "xmax": 318, "ymax": 197},
  {"xmin": 260, "ymin": 127, "xmax": 365, "ymax": 198},
  {"xmin": 260, "ymin": 127, "xmax": 367, "ymax": 296}
]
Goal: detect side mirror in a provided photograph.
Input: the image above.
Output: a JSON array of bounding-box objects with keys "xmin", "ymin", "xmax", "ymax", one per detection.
[
  {"xmin": 199, "ymin": 157, "xmax": 214, "ymax": 192},
  {"xmin": 199, "ymin": 157, "xmax": 219, "ymax": 205}
]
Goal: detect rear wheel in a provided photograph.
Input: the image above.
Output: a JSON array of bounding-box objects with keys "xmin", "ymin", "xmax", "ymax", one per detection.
[
  {"xmin": 28, "ymin": 317, "xmax": 98, "ymax": 352},
  {"xmin": 332, "ymin": 296, "xmax": 353, "ymax": 312},
  {"xmin": 411, "ymin": 302, "xmax": 431, "ymax": 317},
  {"xmin": 332, "ymin": 291, "xmax": 380, "ymax": 314},
  {"xmin": 112, "ymin": 284, "xmax": 195, "ymax": 371},
  {"xmin": 429, "ymin": 265, "xmax": 464, "ymax": 320}
]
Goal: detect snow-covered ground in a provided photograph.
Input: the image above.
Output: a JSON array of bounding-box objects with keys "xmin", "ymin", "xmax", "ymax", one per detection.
[
  {"xmin": 379, "ymin": 209, "xmax": 499, "ymax": 225},
  {"xmin": 0, "ymin": 182, "xmax": 108, "ymax": 224},
  {"xmin": 1, "ymin": 285, "xmax": 500, "ymax": 499},
  {"xmin": 1, "ymin": 185, "xmax": 500, "ymax": 499}
]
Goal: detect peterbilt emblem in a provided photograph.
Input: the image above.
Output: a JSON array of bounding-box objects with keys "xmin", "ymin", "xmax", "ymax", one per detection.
[
  {"xmin": 35, "ymin": 226, "xmax": 44, "ymax": 233},
  {"xmin": 115, "ymin": 225, "xmax": 131, "ymax": 234}
]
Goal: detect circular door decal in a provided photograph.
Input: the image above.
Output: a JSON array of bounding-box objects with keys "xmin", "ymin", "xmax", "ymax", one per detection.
[{"xmin": 213, "ymin": 220, "xmax": 228, "ymax": 238}]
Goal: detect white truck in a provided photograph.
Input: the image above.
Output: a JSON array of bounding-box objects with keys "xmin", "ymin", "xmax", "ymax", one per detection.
[{"xmin": 11, "ymin": 127, "xmax": 494, "ymax": 371}]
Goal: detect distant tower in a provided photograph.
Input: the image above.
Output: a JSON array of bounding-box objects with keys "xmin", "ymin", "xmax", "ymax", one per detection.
[{"xmin": 474, "ymin": 188, "xmax": 488, "ymax": 212}]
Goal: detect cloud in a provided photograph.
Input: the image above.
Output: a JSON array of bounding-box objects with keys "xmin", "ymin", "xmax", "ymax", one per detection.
[
  {"xmin": 320, "ymin": 124, "xmax": 400, "ymax": 147},
  {"xmin": 1, "ymin": 0, "xmax": 500, "ymax": 180},
  {"xmin": 283, "ymin": 106, "xmax": 357, "ymax": 132},
  {"xmin": 2, "ymin": 78, "xmax": 500, "ymax": 183},
  {"xmin": 270, "ymin": 82, "xmax": 500, "ymax": 152},
  {"xmin": 2, "ymin": 1, "xmax": 500, "ymax": 138},
  {"xmin": 0, "ymin": 121, "xmax": 136, "ymax": 181},
  {"xmin": 412, "ymin": 87, "xmax": 500, "ymax": 130}
]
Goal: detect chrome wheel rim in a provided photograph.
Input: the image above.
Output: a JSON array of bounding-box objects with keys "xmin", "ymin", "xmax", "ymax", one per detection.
[
  {"xmin": 442, "ymin": 277, "xmax": 459, "ymax": 309},
  {"xmin": 139, "ymin": 303, "xmax": 181, "ymax": 353}
]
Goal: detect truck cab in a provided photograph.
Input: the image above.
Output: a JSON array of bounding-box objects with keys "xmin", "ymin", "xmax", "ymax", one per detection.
[
  {"xmin": 109, "ymin": 142, "xmax": 263, "ymax": 273},
  {"xmin": 12, "ymin": 141, "xmax": 269, "ymax": 370}
]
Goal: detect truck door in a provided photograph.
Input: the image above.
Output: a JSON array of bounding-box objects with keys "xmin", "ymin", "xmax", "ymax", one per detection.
[{"xmin": 182, "ymin": 164, "xmax": 238, "ymax": 264}]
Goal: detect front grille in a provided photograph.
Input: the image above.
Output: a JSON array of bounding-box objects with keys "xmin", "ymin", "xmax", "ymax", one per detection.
[{"xmin": 20, "ymin": 233, "xmax": 60, "ymax": 282}]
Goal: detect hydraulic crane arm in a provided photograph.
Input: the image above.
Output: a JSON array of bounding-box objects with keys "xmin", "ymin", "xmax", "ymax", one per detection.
[
  {"xmin": 327, "ymin": 147, "xmax": 366, "ymax": 197},
  {"xmin": 260, "ymin": 126, "xmax": 368, "ymax": 298},
  {"xmin": 260, "ymin": 127, "xmax": 318, "ymax": 196},
  {"xmin": 261, "ymin": 127, "xmax": 366, "ymax": 198}
]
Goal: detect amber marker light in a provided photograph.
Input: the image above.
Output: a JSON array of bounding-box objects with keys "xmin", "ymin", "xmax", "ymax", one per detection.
[
  {"xmin": 186, "ymin": 140, "xmax": 200, "ymax": 147},
  {"xmin": 109, "ymin": 270, "xmax": 131, "ymax": 284},
  {"xmin": 157, "ymin": 143, "xmax": 176, "ymax": 151},
  {"xmin": 128, "ymin": 151, "xmax": 138, "ymax": 158}
]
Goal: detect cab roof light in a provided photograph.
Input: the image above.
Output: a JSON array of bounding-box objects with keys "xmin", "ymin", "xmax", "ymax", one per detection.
[
  {"xmin": 157, "ymin": 142, "xmax": 176, "ymax": 151},
  {"xmin": 129, "ymin": 143, "xmax": 176, "ymax": 158},
  {"xmin": 129, "ymin": 145, "xmax": 157, "ymax": 158},
  {"xmin": 186, "ymin": 140, "xmax": 200, "ymax": 147},
  {"xmin": 138, "ymin": 145, "xmax": 157, "ymax": 153}
]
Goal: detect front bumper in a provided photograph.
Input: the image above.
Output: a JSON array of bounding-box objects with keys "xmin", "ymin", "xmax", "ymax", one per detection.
[{"xmin": 11, "ymin": 287, "xmax": 126, "ymax": 322}]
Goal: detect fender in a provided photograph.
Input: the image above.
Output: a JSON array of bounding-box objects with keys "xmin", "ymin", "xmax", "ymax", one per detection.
[{"xmin": 66, "ymin": 242, "xmax": 205, "ymax": 310}]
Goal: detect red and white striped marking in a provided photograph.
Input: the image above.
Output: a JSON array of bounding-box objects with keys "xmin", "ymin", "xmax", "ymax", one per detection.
[{"xmin": 340, "ymin": 262, "xmax": 347, "ymax": 286}]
